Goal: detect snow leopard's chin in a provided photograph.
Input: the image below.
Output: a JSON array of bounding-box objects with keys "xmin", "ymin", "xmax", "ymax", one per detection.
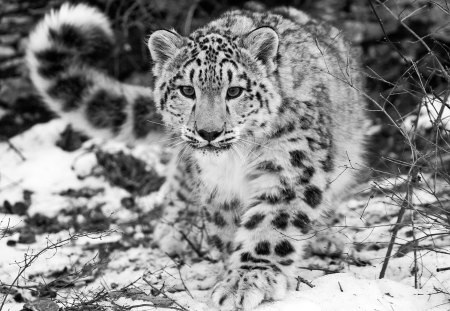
[{"xmin": 193, "ymin": 144, "xmax": 233, "ymax": 157}]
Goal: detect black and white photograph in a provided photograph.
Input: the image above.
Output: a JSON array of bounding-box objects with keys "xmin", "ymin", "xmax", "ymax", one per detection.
[{"xmin": 0, "ymin": 0, "xmax": 450, "ymax": 310}]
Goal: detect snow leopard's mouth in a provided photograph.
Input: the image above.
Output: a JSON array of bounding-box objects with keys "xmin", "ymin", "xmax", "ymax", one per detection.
[{"xmin": 191, "ymin": 143, "xmax": 232, "ymax": 153}]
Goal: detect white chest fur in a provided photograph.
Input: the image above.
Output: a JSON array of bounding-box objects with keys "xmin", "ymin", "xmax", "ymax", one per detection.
[{"xmin": 196, "ymin": 152, "xmax": 249, "ymax": 202}]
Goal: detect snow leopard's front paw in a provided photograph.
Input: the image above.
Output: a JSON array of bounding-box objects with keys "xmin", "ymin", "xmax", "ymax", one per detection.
[{"xmin": 211, "ymin": 266, "xmax": 288, "ymax": 310}]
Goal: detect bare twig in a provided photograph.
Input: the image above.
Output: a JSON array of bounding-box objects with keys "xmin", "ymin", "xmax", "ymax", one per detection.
[
  {"xmin": 379, "ymin": 167, "xmax": 419, "ymax": 279},
  {"xmin": 142, "ymin": 277, "xmax": 189, "ymax": 311},
  {"xmin": 183, "ymin": 0, "xmax": 200, "ymax": 35},
  {"xmin": 169, "ymin": 257, "xmax": 193, "ymax": 299},
  {"xmin": 338, "ymin": 281, "xmax": 344, "ymax": 292},
  {"xmin": 437, "ymin": 266, "xmax": 450, "ymax": 272},
  {"xmin": 295, "ymin": 276, "xmax": 315, "ymax": 290},
  {"xmin": 0, "ymin": 230, "xmax": 113, "ymax": 310},
  {"xmin": 5, "ymin": 139, "xmax": 26, "ymax": 161}
]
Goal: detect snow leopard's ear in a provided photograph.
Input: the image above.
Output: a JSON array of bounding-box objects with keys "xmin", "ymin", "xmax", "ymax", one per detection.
[
  {"xmin": 243, "ymin": 27, "xmax": 279, "ymax": 71},
  {"xmin": 148, "ymin": 30, "xmax": 184, "ymax": 69}
]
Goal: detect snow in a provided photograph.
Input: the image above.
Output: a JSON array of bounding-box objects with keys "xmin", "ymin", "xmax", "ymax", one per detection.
[
  {"xmin": 257, "ymin": 273, "xmax": 430, "ymax": 311},
  {"xmin": 1, "ymin": 119, "xmax": 449, "ymax": 311}
]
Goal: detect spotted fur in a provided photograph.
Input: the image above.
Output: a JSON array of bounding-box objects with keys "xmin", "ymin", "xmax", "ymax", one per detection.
[
  {"xmin": 28, "ymin": 4, "xmax": 368, "ymax": 311},
  {"xmin": 27, "ymin": 3, "xmax": 163, "ymax": 142}
]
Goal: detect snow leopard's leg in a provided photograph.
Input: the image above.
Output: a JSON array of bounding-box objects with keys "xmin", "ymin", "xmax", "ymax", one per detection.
[
  {"xmin": 160, "ymin": 160, "xmax": 250, "ymax": 260},
  {"xmin": 151, "ymin": 157, "xmax": 207, "ymax": 257},
  {"xmin": 27, "ymin": 4, "xmax": 163, "ymax": 142},
  {"xmin": 202, "ymin": 195, "xmax": 243, "ymax": 259},
  {"xmin": 211, "ymin": 189, "xmax": 321, "ymax": 310},
  {"xmin": 211, "ymin": 111, "xmax": 332, "ymax": 310},
  {"xmin": 155, "ymin": 184, "xmax": 241, "ymax": 259}
]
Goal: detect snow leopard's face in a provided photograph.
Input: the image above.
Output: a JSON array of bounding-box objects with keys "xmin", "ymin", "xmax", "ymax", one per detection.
[{"xmin": 148, "ymin": 29, "xmax": 281, "ymax": 155}]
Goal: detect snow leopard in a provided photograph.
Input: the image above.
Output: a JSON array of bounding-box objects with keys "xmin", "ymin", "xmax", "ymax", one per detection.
[{"xmin": 27, "ymin": 3, "xmax": 367, "ymax": 310}]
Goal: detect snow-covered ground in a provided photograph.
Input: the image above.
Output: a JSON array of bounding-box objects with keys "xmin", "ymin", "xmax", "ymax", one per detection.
[{"xmin": 1, "ymin": 119, "xmax": 449, "ymax": 311}]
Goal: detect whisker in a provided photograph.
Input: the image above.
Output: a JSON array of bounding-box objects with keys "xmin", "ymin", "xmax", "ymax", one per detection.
[
  {"xmin": 239, "ymin": 141, "xmax": 257, "ymax": 158},
  {"xmin": 169, "ymin": 140, "xmax": 187, "ymax": 148},
  {"xmin": 238, "ymin": 138, "xmax": 275, "ymax": 151},
  {"xmin": 182, "ymin": 145, "xmax": 193, "ymax": 163},
  {"xmin": 231, "ymin": 145, "xmax": 240, "ymax": 161},
  {"xmin": 146, "ymin": 120, "xmax": 176, "ymax": 129},
  {"xmin": 236, "ymin": 140, "xmax": 264, "ymax": 159},
  {"xmin": 232, "ymin": 145, "xmax": 245, "ymax": 162},
  {"xmin": 177, "ymin": 144, "xmax": 190, "ymax": 166},
  {"xmin": 173, "ymin": 144, "xmax": 185, "ymax": 167},
  {"xmin": 236, "ymin": 140, "xmax": 251, "ymax": 149},
  {"xmin": 152, "ymin": 136, "xmax": 183, "ymax": 145}
]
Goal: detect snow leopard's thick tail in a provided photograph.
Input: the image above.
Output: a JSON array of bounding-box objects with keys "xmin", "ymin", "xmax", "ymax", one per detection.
[{"xmin": 27, "ymin": 3, "xmax": 162, "ymax": 141}]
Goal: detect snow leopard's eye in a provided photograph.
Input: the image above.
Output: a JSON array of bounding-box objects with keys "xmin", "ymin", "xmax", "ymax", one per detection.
[
  {"xmin": 179, "ymin": 86, "xmax": 195, "ymax": 99},
  {"xmin": 226, "ymin": 87, "xmax": 243, "ymax": 100}
]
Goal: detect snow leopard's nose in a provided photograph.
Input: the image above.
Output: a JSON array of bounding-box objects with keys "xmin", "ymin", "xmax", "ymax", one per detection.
[
  {"xmin": 195, "ymin": 121, "xmax": 224, "ymax": 142},
  {"xmin": 197, "ymin": 129, "xmax": 222, "ymax": 142}
]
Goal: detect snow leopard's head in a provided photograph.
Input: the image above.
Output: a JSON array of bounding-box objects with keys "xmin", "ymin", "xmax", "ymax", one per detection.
[{"xmin": 147, "ymin": 27, "xmax": 281, "ymax": 156}]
